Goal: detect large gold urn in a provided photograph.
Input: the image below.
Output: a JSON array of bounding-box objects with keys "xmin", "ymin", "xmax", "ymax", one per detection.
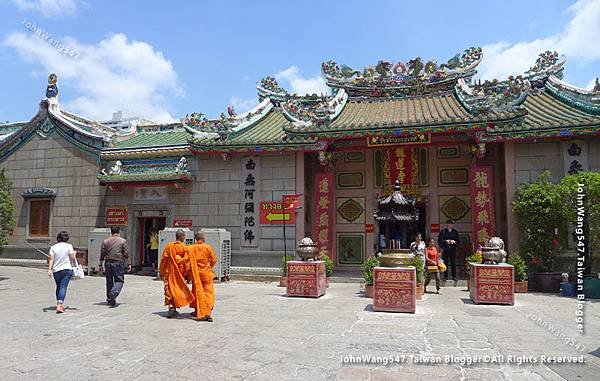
[{"xmin": 378, "ymin": 249, "xmax": 414, "ymax": 267}]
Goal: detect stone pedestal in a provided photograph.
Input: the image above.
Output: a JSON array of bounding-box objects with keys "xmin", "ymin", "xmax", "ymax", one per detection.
[
  {"xmin": 373, "ymin": 267, "xmax": 415, "ymax": 313},
  {"xmin": 470, "ymin": 264, "xmax": 514, "ymax": 305},
  {"xmin": 286, "ymin": 261, "xmax": 326, "ymax": 298}
]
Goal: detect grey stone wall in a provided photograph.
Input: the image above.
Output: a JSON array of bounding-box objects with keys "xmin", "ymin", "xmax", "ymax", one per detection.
[
  {"xmin": 515, "ymin": 139, "xmax": 600, "ymax": 185},
  {"xmin": 1, "ymin": 133, "xmax": 105, "ymax": 254},
  {"xmin": 514, "ymin": 142, "xmax": 563, "ymax": 184},
  {"xmin": 102, "ymin": 153, "xmax": 297, "ymax": 268}
]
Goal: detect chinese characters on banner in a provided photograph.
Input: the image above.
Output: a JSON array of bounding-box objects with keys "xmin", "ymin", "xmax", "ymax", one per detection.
[
  {"xmin": 383, "ymin": 147, "xmax": 419, "ymax": 196},
  {"xmin": 470, "ymin": 166, "xmax": 495, "ymax": 247},
  {"xmin": 241, "ymin": 157, "xmax": 260, "ymax": 248},
  {"xmin": 312, "ymin": 173, "xmax": 334, "ymax": 259}
]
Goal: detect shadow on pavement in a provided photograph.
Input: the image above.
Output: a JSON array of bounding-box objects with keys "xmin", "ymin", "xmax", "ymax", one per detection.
[{"xmin": 42, "ymin": 306, "xmax": 79, "ymax": 312}]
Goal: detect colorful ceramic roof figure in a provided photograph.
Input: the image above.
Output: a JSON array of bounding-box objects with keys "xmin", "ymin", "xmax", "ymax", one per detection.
[
  {"xmin": 97, "ymin": 157, "xmax": 193, "ymax": 185},
  {"xmin": 374, "ymin": 180, "xmax": 419, "ymax": 223}
]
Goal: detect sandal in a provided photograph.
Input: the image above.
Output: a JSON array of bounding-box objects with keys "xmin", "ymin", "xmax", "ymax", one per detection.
[{"xmin": 56, "ymin": 305, "xmax": 65, "ymax": 314}]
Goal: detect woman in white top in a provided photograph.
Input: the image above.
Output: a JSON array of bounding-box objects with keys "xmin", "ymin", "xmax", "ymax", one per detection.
[{"xmin": 47, "ymin": 231, "xmax": 76, "ymax": 313}]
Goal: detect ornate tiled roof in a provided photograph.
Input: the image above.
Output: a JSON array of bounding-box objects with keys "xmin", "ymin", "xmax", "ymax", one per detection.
[
  {"xmin": 284, "ymin": 92, "xmax": 525, "ymax": 138},
  {"xmin": 480, "ymin": 90, "xmax": 600, "ymax": 141},
  {"xmin": 189, "ymin": 110, "xmax": 323, "ymax": 153},
  {"xmin": 2, "ymin": 50, "xmax": 599, "ymax": 161}
]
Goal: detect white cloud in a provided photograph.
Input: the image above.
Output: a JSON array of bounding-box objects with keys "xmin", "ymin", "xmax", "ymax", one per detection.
[
  {"xmin": 4, "ymin": 32, "xmax": 183, "ymax": 123},
  {"xmin": 478, "ymin": 0, "xmax": 600, "ymax": 80},
  {"xmin": 230, "ymin": 96, "xmax": 258, "ymax": 114},
  {"xmin": 275, "ymin": 66, "xmax": 330, "ymax": 96},
  {"xmin": 9, "ymin": 0, "xmax": 77, "ymax": 17}
]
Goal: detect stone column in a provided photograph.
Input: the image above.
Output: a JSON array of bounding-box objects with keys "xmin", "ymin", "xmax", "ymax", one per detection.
[
  {"xmin": 295, "ymin": 152, "xmax": 305, "ymax": 243},
  {"xmin": 504, "ymin": 142, "xmax": 518, "ymax": 252}
]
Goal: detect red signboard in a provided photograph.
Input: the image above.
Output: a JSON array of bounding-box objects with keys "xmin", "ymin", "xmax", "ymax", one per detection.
[
  {"xmin": 430, "ymin": 224, "xmax": 440, "ymax": 234},
  {"xmin": 173, "ymin": 219, "xmax": 193, "ymax": 228},
  {"xmin": 471, "ymin": 166, "xmax": 495, "ymax": 246},
  {"xmin": 105, "ymin": 207, "xmax": 127, "ymax": 226},
  {"xmin": 259, "ymin": 201, "xmax": 297, "ymax": 225},
  {"xmin": 365, "ymin": 224, "xmax": 374, "ymax": 233},
  {"xmin": 312, "ymin": 172, "xmax": 334, "ymax": 259},
  {"xmin": 283, "ymin": 194, "xmax": 302, "ymax": 210}
]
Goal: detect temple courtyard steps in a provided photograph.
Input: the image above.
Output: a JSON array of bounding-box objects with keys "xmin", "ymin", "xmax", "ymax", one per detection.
[{"xmin": 1, "ymin": 266, "xmax": 599, "ymax": 380}]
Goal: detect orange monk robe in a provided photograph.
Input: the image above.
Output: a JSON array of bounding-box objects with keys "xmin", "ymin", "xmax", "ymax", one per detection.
[
  {"xmin": 186, "ymin": 241, "xmax": 217, "ymax": 318},
  {"xmin": 159, "ymin": 241, "xmax": 194, "ymax": 308}
]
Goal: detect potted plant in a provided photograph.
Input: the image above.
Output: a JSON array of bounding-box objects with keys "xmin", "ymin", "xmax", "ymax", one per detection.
[
  {"xmin": 362, "ymin": 256, "xmax": 379, "ymax": 298},
  {"xmin": 465, "ymin": 250, "xmax": 482, "ymax": 290},
  {"xmin": 507, "ymin": 253, "xmax": 528, "ymax": 293},
  {"xmin": 322, "ymin": 254, "xmax": 334, "ymax": 287},
  {"xmin": 410, "ymin": 255, "xmax": 425, "ymax": 300},
  {"xmin": 513, "ymin": 172, "xmax": 567, "ymax": 292},
  {"xmin": 279, "ymin": 254, "xmax": 293, "ymax": 287}
]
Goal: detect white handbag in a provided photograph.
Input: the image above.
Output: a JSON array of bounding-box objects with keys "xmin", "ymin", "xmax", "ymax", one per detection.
[{"xmin": 72, "ymin": 258, "xmax": 85, "ymax": 280}]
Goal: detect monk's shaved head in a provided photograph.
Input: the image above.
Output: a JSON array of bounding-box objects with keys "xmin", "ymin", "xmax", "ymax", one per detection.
[
  {"xmin": 195, "ymin": 231, "xmax": 205, "ymax": 242},
  {"xmin": 175, "ymin": 229, "xmax": 185, "ymax": 242}
]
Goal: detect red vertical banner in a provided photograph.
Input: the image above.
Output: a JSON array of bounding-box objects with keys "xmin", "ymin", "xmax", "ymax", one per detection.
[
  {"xmin": 384, "ymin": 147, "xmax": 419, "ymax": 196},
  {"xmin": 471, "ymin": 166, "xmax": 495, "ymax": 247},
  {"xmin": 312, "ymin": 173, "xmax": 334, "ymax": 261}
]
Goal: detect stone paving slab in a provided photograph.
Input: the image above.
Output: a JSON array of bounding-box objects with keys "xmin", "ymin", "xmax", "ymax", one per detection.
[{"xmin": 0, "ymin": 266, "xmax": 599, "ymax": 380}]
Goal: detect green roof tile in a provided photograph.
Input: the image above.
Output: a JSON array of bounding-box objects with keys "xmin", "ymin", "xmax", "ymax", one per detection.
[{"xmin": 114, "ymin": 130, "xmax": 191, "ymax": 149}]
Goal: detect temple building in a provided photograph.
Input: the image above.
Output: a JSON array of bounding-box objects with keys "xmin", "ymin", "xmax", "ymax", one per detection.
[{"xmin": 1, "ymin": 48, "xmax": 599, "ymax": 275}]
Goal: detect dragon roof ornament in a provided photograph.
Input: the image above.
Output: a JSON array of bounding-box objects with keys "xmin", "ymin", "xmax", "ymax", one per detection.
[
  {"xmin": 524, "ymin": 51, "xmax": 565, "ymax": 79},
  {"xmin": 456, "ymin": 75, "xmax": 530, "ymax": 115},
  {"xmin": 281, "ymin": 89, "xmax": 347, "ymax": 127},
  {"xmin": 257, "ymin": 76, "xmax": 288, "ymax": 100},
  {"xmin": 183, "ymin": 97, "xmax": 273, "ymax": 141},
  {"xmin": 321, "ymin": 47, "xmax": 482, "ymax": 97}
]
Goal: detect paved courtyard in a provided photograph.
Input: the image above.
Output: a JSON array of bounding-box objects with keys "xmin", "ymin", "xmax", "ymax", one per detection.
[{"xmin": 0, "ymin": 266, "xmax": 599, "ymax": 380}]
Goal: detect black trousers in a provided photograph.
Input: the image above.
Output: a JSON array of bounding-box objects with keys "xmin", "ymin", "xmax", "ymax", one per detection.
[
  {"xmin": 105, "ymin": 261, "xmax": 125, "ymax": 300},
  {"xmin": 443, "ymin": 250, "xmax": 457, "ymax": 280}
]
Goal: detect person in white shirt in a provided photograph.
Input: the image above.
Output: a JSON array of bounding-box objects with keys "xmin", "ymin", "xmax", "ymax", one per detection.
[
  {"xmin": 47, "ymin": 231, "xmax": 76, "ymax": 313},
  {"xmin": 410, "ymin": 233, "xmax": 426, "ymax": 270}
]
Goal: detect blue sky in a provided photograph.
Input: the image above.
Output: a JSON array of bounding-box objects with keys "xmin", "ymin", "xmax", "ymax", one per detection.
[{"xmin": 1, "ymin": 0, "xmax": 599, "ymax": 123}]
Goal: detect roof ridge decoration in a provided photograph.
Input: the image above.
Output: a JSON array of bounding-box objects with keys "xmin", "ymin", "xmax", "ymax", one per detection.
[
  {"xmin": 455, "ymin": 75, "xmax": 530, "ymax": 115},
  {"xmin": 321, "ymin": 47, "xmax": 483, "ymax": 97},
  {"xmin": 257, "ymin": 76, "xmax": 288, "ymax": 100},
  {"xmin": 281, "ymin": 89, "xmax": 348, "ymax": 128},
  {"xmin": 183, "ymin": 97, "xmax": 273, "ymax": 141},
  {"xmin": 98, "ymin": 156, "xmax": 193, "ymax": 185},
  {"xmin": 545, "ymin": 75, "xmax": 600, "ymax": 115},
  {"xmin": 524, "ymin": 51, "xmax": 565, "ymax": 80}
]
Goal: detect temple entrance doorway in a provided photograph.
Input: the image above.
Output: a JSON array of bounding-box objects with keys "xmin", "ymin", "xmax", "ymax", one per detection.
[{"xmin": 136, "ymin": 217, "xmax": 166, "ymax": 272}]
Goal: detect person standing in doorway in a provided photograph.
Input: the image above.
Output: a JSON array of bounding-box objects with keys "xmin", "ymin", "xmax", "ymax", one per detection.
[
  {"xmin": 147, "ymin": 229, "xmax": 159, "ymax": 271},
  {"xmin": 47, "ymin": 231, "xmax": 76, "ymax": 313},
  {"xmin": 99, "ymin": 227, "xmax": 131, "ymax": 307},
  {"xmin": 185, "ymin": 231, "xmax": 217, "ymax": 322},
  {"xmin": 438, "ymin": 219, "xmax": 459, "ymax": 281},
  {"xmin": 159, "ymin": 229, "xmax": 194, "ymax": 319}
]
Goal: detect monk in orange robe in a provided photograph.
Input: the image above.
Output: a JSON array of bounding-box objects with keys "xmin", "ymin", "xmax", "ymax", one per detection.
[
  {"xmin": 185, "ymin": 231, "xmax": 217, "ymax": 321},
  {"xmin": 159, "ymin": 229, "xmax": 194, "ymax": 318}
]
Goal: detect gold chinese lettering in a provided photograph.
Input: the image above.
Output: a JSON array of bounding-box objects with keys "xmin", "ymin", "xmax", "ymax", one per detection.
[
  {"xmin": 319, "ymin": 177, "xmax": 329, "ymax": 193},
  {"xmin": 477, "ymin": 227, "xmax": 490, "ymax": 243},
  {"xmin": 318, "ymin": 195, "xmax": 330, "ymax": 209},
  {"xmin": 318, "ymin": 212, "xmax": 329, "ymax": 227},
  {"xmin": 475, "ymin": 190, "xmax": 490, "ymax": 208},
  {"xmin": 473, "ymin": 171, "xmax": 489, "ymax": 188},
  {"xmin": 318, "ymin": 229, "xmax": 329, "ymax": 244},
  {"xmin": 476, "ymin": 210, "xmax": 490, "ymax": 225}
]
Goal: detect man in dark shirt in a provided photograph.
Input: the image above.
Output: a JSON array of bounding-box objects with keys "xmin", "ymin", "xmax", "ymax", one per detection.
[
  {"xmin": 99, "ymin": 226, "xmax": 131, "ymax": 307},
  {"xmin": 438, "ymin": 219, "xmax": 459, "ymax": 281}
]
